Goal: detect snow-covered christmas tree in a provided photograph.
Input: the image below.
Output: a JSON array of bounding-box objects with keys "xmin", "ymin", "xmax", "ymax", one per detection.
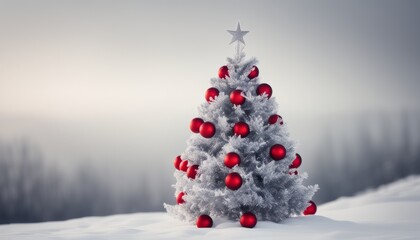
[{"xmin": 164, "ymin": 23, "xmax": 318, "ymax": 228}]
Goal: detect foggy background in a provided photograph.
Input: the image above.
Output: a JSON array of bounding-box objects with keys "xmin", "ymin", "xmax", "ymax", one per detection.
[{"xmin": 1, "ymin": 0, "xmax": 420, "ymax": 223}]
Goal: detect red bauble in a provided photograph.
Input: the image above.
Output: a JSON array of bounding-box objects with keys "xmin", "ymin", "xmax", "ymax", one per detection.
[
  {"xmin": 205, "ymin": 87, "xmax": 219, "ymax": 103},
  {"xmin": 289, "ymin": 153, "xmax": 302, "ymax": 169},
  {"xmin": 303, "ymin": 201, "xmax": 317, "ymax": 215},
  {"xmin": 199, "ymin": 122, "xmax": 216, "ymax": 138},
  {"xmin": 190, "ymin": 118, "xmax": 204, "ymax": 133},
  {"xmin": 240, "ymin": 212, "xmax": 257, "ymax": 228},
  {"xmin": 218, "ymin": 65, "xmax": 230, "ymax": 79},
  {"xmin": 179, "ymin": 160, "xmax": 189, "ymax": 172},
  {"xmin": 187, "ymin": 165, "xmax": 199, "ymax": 179},
  {"xmin": 270, "ymin": 144, "xmax": 286, "ymax": 160},
  {"xmin": 233, "ymin": 122, "xmax": 250, "ymax": 138},
  {"xmin": 268, "ymin": 114, "xmax": 284, "ymax": 125},
  {"xmin": 176, "ymin": 192, "xmax": 185, "ymax": 204},
  {"xmin": 256, "ymin": 83, "xmax": 272, "ymax": 98},
  {"xmin": 196, "ymin": 215, "xmax": 213, "ymax": 228},
  {"xmin": 224, "ymin": 152, "xmax": 241, "ymax": 168},
  {"xmin": 174, "ymin": 155, "xmax": 182, "ymax": 170},
  {"xmin": 230, "ymin": 90, "xmax": 246, "ymax": 105},
  {"xmin": 225, "ymin": 172, "xmax": 242, "ymax": 190},
  {"xmin": 248, "ymin": 66, "xmax": 259, "ymax": 80}
]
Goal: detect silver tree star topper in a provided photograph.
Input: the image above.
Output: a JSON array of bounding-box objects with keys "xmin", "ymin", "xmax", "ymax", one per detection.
[
  {"xmin": 228, "ymin": 23, "xmax": 249, "ymax": 45},
  {"xmin": 227, "ymin": 23, "xmax": 249, "ymax": 61}
]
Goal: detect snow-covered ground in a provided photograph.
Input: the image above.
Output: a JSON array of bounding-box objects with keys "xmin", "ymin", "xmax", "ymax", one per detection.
[{"xmin": 1, "ymin": 176, "xmax": 419, "ymax": 240}]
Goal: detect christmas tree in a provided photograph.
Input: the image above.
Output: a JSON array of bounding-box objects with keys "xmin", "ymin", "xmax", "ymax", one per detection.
[{"xmin": 164, "ymin": 23, "xmax": 318, "ymax": 228}]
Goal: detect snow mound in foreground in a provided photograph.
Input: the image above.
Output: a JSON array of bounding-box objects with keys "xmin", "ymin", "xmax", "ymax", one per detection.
[{"xmin": 1, "ymin": 176, "xmax": 419, "ymax": 240}]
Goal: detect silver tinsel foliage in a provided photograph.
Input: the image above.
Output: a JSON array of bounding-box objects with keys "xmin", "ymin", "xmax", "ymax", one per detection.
[{"xmin": 164, "ymin": 53, "xmax": 318, "ymax": 224}]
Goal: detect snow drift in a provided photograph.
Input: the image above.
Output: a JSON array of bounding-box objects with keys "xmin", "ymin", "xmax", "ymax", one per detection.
[{"xmin": 0, "ymin": 175, "xmax": 419, "ymax": 239}]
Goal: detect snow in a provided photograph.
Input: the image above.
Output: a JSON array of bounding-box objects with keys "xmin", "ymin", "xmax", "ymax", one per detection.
[{"xmin": 1, "ymin": 176, "xmax": 419, "ymax": 240}]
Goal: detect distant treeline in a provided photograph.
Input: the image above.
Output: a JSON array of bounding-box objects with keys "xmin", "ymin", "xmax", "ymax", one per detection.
[
  {"xmin": 1, "ymin": 111, "xmax": 420, "ymax": 223},
  {"xmin": 309, "ymin": 111, "xmax": 420, "ymax": 203},
  {"xmin": 0, "ymin": 142, "xmax": 156, "ymax": 224}
]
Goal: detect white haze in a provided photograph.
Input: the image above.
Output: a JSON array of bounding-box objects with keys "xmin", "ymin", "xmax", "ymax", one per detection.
[{"xmin": 0, "ymin": 0, "xmax": 419, "ymax": 220}]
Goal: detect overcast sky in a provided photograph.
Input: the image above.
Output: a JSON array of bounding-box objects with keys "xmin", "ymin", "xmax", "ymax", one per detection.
[{"xmin": 1, "ymin": 1, "xmax": 419, "ymax": 118}]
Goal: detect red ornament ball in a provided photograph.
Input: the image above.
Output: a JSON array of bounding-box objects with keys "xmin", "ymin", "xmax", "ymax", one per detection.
[
  {"xmin": 190, "ymin": 118, "xmax": 204, "ymax": 133},
  {"xmin": 240, "ymin": 212, "xmax": 257, "ymax": 228},
  {"xmin": 270, "ymin": 144, "xmax": 286, "ymax": 160},
  {"xmin": 199, "ymin": 122, "xmax": 216, "ymax": 138},
  {"xmin": 224, "ymin": 152, "xmax": 241, "ymax": 168},
  {"xmin": 248, "ymin": 66, "xmax": 259, "ymax": 80},
  {"xmin": 187, "ymin": 165, "xmax": 199, "ymax": 179},
  {"xmin": 268, "ymin": 114, "xmax": 284, "ymax": 125},
  {"xmin": 233, "ymin": 122, "xmax": 250, "ymax": 138},
  {"xmin": 174, "ymin": 155, "xmax": 182, "ymax": 170},
  {"xmin": 196, "ymin": 214, "xmax": 213, "ymax": 228},
  {"xmin": 230, "ymin": 90, "xmax": 246, "ymax": 105},
  {"xmin": 225, "ymin": 172, "xmax": 242, "ymax": 190},
  {"xmin": 218, "ymin": 65, "xmax": 230, "ymax": 79},
  {"xmin": 256, "ymin": 83, "xmax": 272, "ymax": 98},
  {"xmin": 205, "ymin": 87, "xmax": 219, "ymax": 103},
  {"xmin": 303, "ymin": 201, "xmax": 317, "ymax": 215},
  {"xmin": 176, "ymin": 192, "xmax": 185, "ymax": 204},
  {"xmin": 179, "ymin": 160, "xmax": 189, "ymax": 172},
  {"xmin": 289, "ymin": 153, "xmax": 302, "ymax": 169}
]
